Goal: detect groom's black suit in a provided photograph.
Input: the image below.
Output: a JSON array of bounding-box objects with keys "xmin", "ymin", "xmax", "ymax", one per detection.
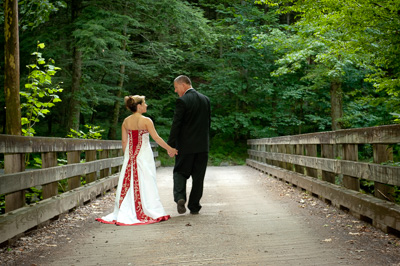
[{"xmin": 167, "ymin": 88, "xmax": 211, "ymax": 213}]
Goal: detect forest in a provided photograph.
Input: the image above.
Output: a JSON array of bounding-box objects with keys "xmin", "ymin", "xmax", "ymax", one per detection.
[{"xmin": 1, "ymin": 0, "xmax": 399, "ymax": 166}]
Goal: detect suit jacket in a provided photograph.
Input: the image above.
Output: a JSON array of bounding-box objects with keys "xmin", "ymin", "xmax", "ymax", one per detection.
[{"xmin": 167, "ymin": 89, "xmax": 211, "ymax": 155}]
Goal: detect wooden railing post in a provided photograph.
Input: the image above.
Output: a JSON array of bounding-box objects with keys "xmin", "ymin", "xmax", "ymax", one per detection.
[
  {"xmin": 42, "ymin": 152, "xmax": 58, "ymax": 199},
  {"xmin": 278, "ymin": 145, "xmax": 287, "ymax": 169},
  {"xmin": 373, "ymin": 144, "xmax": 394, "ymax": 201},
  {"xmin": 321, "ymin": 144, "xmax": 335, "ymax": 183},
  {"xmin": 285, "ymin": 144, "xmax": 294, "ymax": 171},
  {"xmin": 67, "ymin": 151, "xmax": 81, "ymax": 190},
  {"xmin": 4, "ymin": 154, "xmax": 25, "ymax": 212},
  {"xmin": 294, "ymin": 144, "xmax": 304, "ymax": 174},
  {"xmin": 304, "ymin": 144, "xmax": 318, "ymax": 178},
  {"xmin": 266, "ymin": 145, "xmax": 271, "ymax": 165},
  {"xmin": 111, "ymin": 149, "xmax": 122, "ymax": 174},
  {"xmin": 260, "ymin": 144, "xmax": 265, "ymax": 164},
  {"xmin": 342, "ymin": 144, "xmax": 359, "ymax": 191},
  {"xmin": 100, "ymin": 149, "xmax": 110, "ymax": 178},
  {"xmin": 85, "ymin": 150, "xmax": 97, "ymax": 183},
  {"xmin": 272, "ymin": 145, "xmax": 279, "ymax": 167}
]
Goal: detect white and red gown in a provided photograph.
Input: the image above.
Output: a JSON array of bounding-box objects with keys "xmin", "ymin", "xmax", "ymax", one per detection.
[{"xmin": 96, "ymin": 130, "xmax": 170, "ymax": 225}]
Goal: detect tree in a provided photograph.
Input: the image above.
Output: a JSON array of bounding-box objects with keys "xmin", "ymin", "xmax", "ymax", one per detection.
[
  {"xmin": 256, "ymin": 24, "xmax": 356, "ymax": 130},
  {"xmin": 4, "ymin": 0, "xmax": 21, "ymax": 136},
  {"xmin": 256, "ymin": 0, "xmax": 400, "ymax": 122},
  {"xmin": 66, "ymin": 0, "xmax": 83, "ymax": 132},
  {"xmin": 4, "ymin": 0, "xmax": 25, "ymax": 212}
]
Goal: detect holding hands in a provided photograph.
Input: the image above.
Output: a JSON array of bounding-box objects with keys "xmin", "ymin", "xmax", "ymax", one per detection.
[{"xmin": 167, "ymin": 148, "xmax": 178, "ymax": 158}]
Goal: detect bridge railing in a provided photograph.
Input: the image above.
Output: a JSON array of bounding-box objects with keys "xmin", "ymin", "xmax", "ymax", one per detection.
[
  {"xmin": 247, "ymin": 124, "xmax": 400, "ymax": 234},
  {"xmin": 0, "ymin": 134, "xmax": 159, "ymax": 244}
]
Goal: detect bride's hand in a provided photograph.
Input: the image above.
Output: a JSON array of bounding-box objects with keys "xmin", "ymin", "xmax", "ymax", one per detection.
[{"xmin": 168, "ymin": 148, "xmax": 178, "ymax": 157}]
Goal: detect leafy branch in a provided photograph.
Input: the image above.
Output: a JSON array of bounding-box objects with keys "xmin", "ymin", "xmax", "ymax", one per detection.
[
  {"xmin": 67, "ymin": 124, "xmax": 104, "ymax": 139},
  {"xmin": 20, "ymin": 42, "xmax": 63, "ymax": 137}
]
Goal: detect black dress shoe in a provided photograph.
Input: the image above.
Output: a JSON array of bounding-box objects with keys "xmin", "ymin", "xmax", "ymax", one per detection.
[
  {"xmin": 177, "ymin": 199, "xmax": 186, "ymax": 214},
  {"xmin": 190, "ymin": 211, "xmax": 199, "ymax": 215}
]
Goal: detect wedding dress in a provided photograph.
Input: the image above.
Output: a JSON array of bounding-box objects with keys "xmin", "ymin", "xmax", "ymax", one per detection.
[{"xmin": 96, "ymin": 130, "xmax": 170, "ymax": 225}]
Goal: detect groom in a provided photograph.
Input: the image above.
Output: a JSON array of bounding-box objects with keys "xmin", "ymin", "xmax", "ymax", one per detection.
[{"xmin": 167, "ymin": 75, "xmax": 211, "ymax": 215}]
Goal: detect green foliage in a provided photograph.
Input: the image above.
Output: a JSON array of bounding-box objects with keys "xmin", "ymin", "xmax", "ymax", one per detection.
[
  {"xmin": 33, "ymin": 156, "xmax": 43, "ymax": 168},
  {"xmin": 20, "ymin": 42, "xmax": 63, "ymax": 136},
  {"xmin": 360, "ymin": 179, "xmax": 374, "ymax": 196},
  {"xmin": 67, "ymin": 124, "xmax": 104, "ymax": 139},
  {"xmin": 25, "ymin": 187, "xmax": 42, "ymax": 205},
  {"xmin": 256, "ymin": 0, "xmax": 400, "ymax": 119},
  {"xmin": 158, "ymin": 149, "xmax": 176, "ymax": 167},
  {"xmin": 18, "ymin": 0, "xmax": 67, "ymax": 31},
  {"xmin": 392, "ymin": 113, "xmax": 400, "ymax": 124},
  {"xmin": 1, "ymin": 0, "xmax": 397, "ymax": 169},
  {"xmin": 209, "ymin": 136, "xmax": 247, "ymax": 166},
  {"xmin": 0, "ymin": 194, "xmax": 4, "ymax": 214},
  {"xmin": 0, "ymin": 0, "xmax": 66, "ymax": 28}
]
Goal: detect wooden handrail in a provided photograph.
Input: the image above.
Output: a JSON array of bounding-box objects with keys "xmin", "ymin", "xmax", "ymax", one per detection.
[
  {"xmin": 247, "ymin": 124, "xmax": 400, "ymax": 235},
  {"xmin": 0, "ymin": 157, "xmax": 124, "ymax": 195},
  {"xmin": 0, "ymin": 134, "xmax": 160, "ymax": 244},
  {"xmin": 247, "ymin": 124, "xmax": 400, "ymax": 145}
]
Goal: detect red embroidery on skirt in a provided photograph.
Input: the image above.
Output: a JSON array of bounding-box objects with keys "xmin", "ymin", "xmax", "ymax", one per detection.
[
  {"xmin": 119, "ymin": 131, "xmax": 136, "ymax": 207},
  {"xmin": 118, "ymin": 130, "xmax": 157, "ymax": 223}
]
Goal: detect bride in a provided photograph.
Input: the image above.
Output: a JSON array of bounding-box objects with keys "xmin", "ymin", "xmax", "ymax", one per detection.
[{"xmin": 96, "ymin": 95, "xmax": 177, "ymax": 225}]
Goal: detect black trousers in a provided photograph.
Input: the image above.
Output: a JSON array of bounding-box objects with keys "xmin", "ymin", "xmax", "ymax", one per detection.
[{"xmin": 173, "ymin": 152, "xmax": 208, "ymax": 213}]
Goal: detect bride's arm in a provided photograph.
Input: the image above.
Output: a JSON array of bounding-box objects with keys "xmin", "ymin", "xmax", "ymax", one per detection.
[
  {"xmin": 144, "ymin": 117, "xmax": 177, "ymax": 155},
  {"xmin": 121, "ymin": 122, "xmax": 128, "ymax": 154}
]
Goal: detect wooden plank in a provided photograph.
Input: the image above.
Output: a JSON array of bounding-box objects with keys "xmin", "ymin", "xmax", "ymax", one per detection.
[
  {"xmin": 100, "ymin": 150, "xmax": 110, "ymax": 178},
  {"xmin": 112, "ymin": 150, "xmax": 122, "ymax": 174},
  {"xmin": 246, "ymin": 159, "xmax": 400, "ymax": 233},
  {"xmin": 67, "ymin": 151, "xmax": 81, "ymax": 191},
  {"xmin": 0, "ymin": 173, "xmax": 120, "ymax": 244},
  {"xmin": 278, "ymin": 145, "xmax": 287, "ymax": 169},
  {"xmin": 373, "ymin": 144, "xmax": 395, "ymax": 202},
  {"xmin": 0, "ymin": 134, "xmax": 121, "ymax": 153},
  {"xmin": 304, "ymin": 144, "xmax": 318, "ymax": 178},
  {"xmin": 265, "ymin": 145, "xmax": 272, "ymax": 165},
  {"xmin": 261, "ymin": 144, "xmax": 266, "ymax": 164},
  {"xmin": 85, "ymin": 151, "xmax": 97, "ymax": 183},
  {"xmin": 247, "ymin": 124, "xmax": 400, "ymax": 145},
  {"xmin": 42, "ymin": 152, "xmax": 58, "ymax": 199},
  {"xmin": 285, "ymin": 145, "xmax": 294, "ymax": 171},
  {"xmin": 343, "ymin": 144, "xmax": 360, "ymax": 191},
  {"xmin": 4, "ymin": 154, "xmax": 25, "ymax": 212},
  {"xmin": 321, "ymin": 144, "xmax": 335, "ymax": 183},
  {"xmin": 294, "ymin": 144, "xmax": 304, "ymax": 174},
  {"xmin": 274, "ymin": 145, "xmax": 281, "ymax": 168},
  {"xmin": 247, "ymin": 150, "xmax": 400, "ymax": 186},
  {"xmin": 0, "ymin": 157, "xmax": 124, "ymax": 195}
]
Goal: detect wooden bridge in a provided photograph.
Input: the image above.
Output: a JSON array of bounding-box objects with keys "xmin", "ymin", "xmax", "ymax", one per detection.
[{"xmin": 0, "ymin": 125, "xmax": 400, "ymax": 264}]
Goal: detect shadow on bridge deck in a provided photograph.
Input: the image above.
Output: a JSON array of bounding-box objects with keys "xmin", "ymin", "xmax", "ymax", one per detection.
[{"xmin": 11, "ymin": 166, "xmax": 400, "ymax": 265}]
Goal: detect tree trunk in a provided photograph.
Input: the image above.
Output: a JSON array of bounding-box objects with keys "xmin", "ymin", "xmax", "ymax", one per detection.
[
  {"xmin": 4, "ymin": 0, "xmax": 21, "ymax": 136},
  {"xmin": 4, "ymin": 0, "xmax": 25, "ymax": 212},
  {"xmin": 330, "ymin": 81, "xmax": 343, "ymax": 131},
  {"xmin": 67, "ymin": 45, "xmax": 82, "ymax": 131},
  {"xmin": 66, "ymin": 0, "xmax": 82, "ymax": 132},
  {"xmin": 108, "ymin": 27, "xmax": 127, "ymax": 140}
]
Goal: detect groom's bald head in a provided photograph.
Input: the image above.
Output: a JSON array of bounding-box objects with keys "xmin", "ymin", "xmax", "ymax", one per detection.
[
  {"xmin": 174, "ymin": 75, "xmax": 192, "ymax": 86},
  {"xmin": 174, "ymin": 75, "xmax": 192, "ymax": 97}
]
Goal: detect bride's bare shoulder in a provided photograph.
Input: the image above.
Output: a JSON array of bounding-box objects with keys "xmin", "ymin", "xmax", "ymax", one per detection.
[
  {"xmin": 123, "ymin": 115, "xmax": 132, "ymax": 121},
  {"xmin": 141, "ymin": 116, "xmax": 154, "ymax": 124},
  {"xmin": 141, "ymin": 115, "xmax": 151, "ymax": 121}
]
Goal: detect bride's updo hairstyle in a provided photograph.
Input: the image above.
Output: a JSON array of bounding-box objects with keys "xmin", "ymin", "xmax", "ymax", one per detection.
[{"xmin": 124, "ymin": 95, "xmax": 145, "ymax": 113}]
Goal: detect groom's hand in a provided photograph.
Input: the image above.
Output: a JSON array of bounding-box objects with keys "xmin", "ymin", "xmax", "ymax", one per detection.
[{"xmin": 168, "ymin": 148, "xmax": 178, "ymax": 157}]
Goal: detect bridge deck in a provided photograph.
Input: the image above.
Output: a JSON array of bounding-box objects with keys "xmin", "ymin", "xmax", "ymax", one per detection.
[{"xmin": 10, "ymin": 166, "xmax": 400, "ymax": 265}]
